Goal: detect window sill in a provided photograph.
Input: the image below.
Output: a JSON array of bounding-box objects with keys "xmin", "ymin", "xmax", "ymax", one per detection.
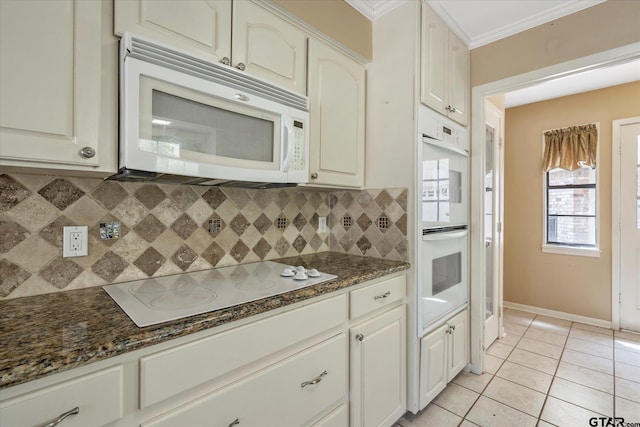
[{"xmin": 542, "ymin": 244, "xmax": 601, "ymax": 258}]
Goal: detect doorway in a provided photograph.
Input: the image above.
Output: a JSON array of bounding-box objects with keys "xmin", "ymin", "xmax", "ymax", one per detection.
[
  {"xmin": 468, "ymin": 44, "xmax": 640, "ymax": 374},
  {"xmin": 483, "ymin": 99, "xmax": 504, "ymax": 347},
  {"xmin": 613, "ymin": 117, "xmax": 640, "ymax": 332}
]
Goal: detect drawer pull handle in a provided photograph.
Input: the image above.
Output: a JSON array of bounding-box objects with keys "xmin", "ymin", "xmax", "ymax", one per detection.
[
  {"xmin": 229, "ymin": 419, "xmax": 240, "ymax": 427},
  {"xmin": 356, "ymin": 333, "xmax": 364, "ymax": 341},
  {"xmin": 374, "ymin": 291, "xmax": 391, "ymax": 300},
  {"xmin": 301, "ymin": 370, "xmax": 327, "ymax": 387},
  {"xmin": 43, "ymin": 407, "xmax": 79, "ymax": 427}
]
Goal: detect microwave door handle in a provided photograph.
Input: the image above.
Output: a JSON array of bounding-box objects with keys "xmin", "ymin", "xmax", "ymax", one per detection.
[
  {"xmin": 282, "ymin": 121, "xmax": 292, "ymax": 172},
  {"xmin": 422, "ymin": 229, "xmax": 468, "ymax": 241}
]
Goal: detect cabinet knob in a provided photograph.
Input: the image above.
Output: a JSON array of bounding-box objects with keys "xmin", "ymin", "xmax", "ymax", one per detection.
[
  {"xmin": 311, "ymin": 172, "xmax": 318, "ymax": 179},
  {"xmin": 356, "ymin": 333, "xmax": 364, "ymax": 341},
  {"xmin": 235, "ymin": 62, "xmax": 246, "ymax": 71},
  {"xmin": 42, "ymin": 407, "xmax": 79, "ymax": 427},
  {"xmin": 220, "ymin": 57, "xmax": 231, "ymax": 66},
  {"xmin": 79, "ymin": 146, "xmax": 95, "ymax": 159},
  {"xmin": 446, "ymin": 105, "xmax": 457, "ymax": 114},
  {"xmin": 228, "ymin": 419, "xmax": 240, "ymax": 427}
]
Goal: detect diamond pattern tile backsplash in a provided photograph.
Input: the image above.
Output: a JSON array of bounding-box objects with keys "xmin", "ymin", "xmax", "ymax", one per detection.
[{"xmin": 0, "ymin": 173, "xmax": 407, "ymax": 298}]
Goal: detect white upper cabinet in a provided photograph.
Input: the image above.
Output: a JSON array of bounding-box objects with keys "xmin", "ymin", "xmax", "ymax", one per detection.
[
  {"xmin": 420, "ymin": 3, "xmax": 469, "ymax": 126},
  {"xmin": 115, "ymin": 0, "xmax": 306, "ymax": 94},
  {"xmin": 114, "ymin": 0, "xmax": 232, "ymax": 64},
  {"xmin": 447, "ymin": 34, "xmax": 470, "ymax": 126},
  {"xmin": 308, "ymin": 39, "xmax": 365, "ymax": 188},
  {"xmin": 0, "ymin": 0, "xmax": 114, "ymax": 171},
  {"xmin": 420, "ymin": 7, "xmax": 448, "ymax": 115},
  {"xmin": 232, "ymin": 1, "xmax": 307, "ymax": 94}
]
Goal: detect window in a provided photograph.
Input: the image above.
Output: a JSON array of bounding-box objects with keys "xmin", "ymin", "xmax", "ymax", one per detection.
[
  {"xmin": 542, "ymin": 123, "xmax": 599, "ymax": 255},
  {"xmin": 545, "ymin": 167, "xmax": 597, "ymax": 247}
]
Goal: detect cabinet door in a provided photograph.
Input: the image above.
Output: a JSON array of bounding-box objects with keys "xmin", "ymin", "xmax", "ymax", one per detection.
[
  {"xmin": 350, "ymin": 305, "xmax": 406, "ymax": 427},
  {"xmin": 232, "ymin": 1, "xmax": 306, "ymax": 94},
  {"xmin": 114, "ymin": 0, "xmax": 231, "ymax": 63},
  {"xmin": 447, "ymin": 309, "xmax": 469, "ymax": 381},
  {"xmin": 419, "ymin": 324, "xmax": 448, "ymax": 410},
  {"xmin": 420, "ymin": 3, "xmax": 448, "ymax": 115},
  {"xmin": 447, "ymin": 33, "xmax": 469, "ymax": 126},
  {"xmin": 0, "ymin": 0, "xmax": 102, "ymax": 168},
  {"xmin": 308, "ymin": 39, "xmax": 365, "ymax": 188}
]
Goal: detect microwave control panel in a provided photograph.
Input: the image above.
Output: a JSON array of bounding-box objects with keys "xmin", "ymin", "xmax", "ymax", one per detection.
[{"xmin": 290, "ymin": 119, "xmax": 306, "ymax": 171}]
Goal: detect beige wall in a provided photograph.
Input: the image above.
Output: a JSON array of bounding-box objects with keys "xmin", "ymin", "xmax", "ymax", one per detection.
[
  {"xmin": 273, "ymin": 0, "xmax": 372, "ymax": 59},
  {"xmin": 471, "ymin": 0, "xmax": 640, "ymax": 86},
  {"xmin": 503, "ymin": 81, "xmax": 640, "ymax": 320},
  {"xmin": 487, "ymin": 94, "xmax": 505, "ymax": 111}
]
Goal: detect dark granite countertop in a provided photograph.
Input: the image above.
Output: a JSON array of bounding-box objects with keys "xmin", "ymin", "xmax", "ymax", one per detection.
[{"xmin": 0, "ymin": 252, "xmax": 409, "ymax": 390}]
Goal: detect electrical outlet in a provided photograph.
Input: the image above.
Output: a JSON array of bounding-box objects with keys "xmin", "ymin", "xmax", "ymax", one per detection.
[
  {"xmin": 63, "ymin": 226, "xmax": 88, "ymax": 257},
  {"xmin": 318, "ymin": 216, "xmax": 327, "ymax": 233},
  {"xmin": 70, "ymin": 232, "xmax": 82, "ymax": 251}
]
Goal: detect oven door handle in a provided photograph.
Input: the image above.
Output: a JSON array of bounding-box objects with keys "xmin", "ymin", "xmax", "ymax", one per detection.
[
  {"xmin": 422, "ymin": 229, "xmax": 468, "ymax": 241},
  {"xmin": 422, "ymin": 136, "xmax": 469, "ymax": 157}
]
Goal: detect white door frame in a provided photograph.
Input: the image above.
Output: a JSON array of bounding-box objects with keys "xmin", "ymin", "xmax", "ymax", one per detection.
[
  {"xmin": 468, "ymin": 42, "xmax": 640, "ymax": 374},
  {"xmin": 483, "ymin": 99, "xmax": 505, "ymax": 347},
  {"xmin": 611, "ymin": 116, "xmax": 640, "ymax": 331}
]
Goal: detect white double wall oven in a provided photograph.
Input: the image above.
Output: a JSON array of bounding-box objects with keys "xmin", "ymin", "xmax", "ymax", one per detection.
[{"xmin": 418, "ymin": 107, "xmax": 469, "ymax": 337}]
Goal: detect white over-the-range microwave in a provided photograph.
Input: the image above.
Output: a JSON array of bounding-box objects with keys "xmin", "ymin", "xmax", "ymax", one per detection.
[{"xmin": 113, "ymin": 33, "xmax": 310, "ymax": 188}]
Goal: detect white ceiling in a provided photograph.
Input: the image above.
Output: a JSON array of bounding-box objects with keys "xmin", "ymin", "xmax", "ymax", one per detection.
[
  {"xmin": 345, "ymin": 0, "xmax": 639, "ymax": 107},
  {"xmin": 425, "ymin": 0, "xmax": 605, "ymax": 49},
  {"xmin": 504, "ymin": 59, "xmax": 640, "ymax": 108}
]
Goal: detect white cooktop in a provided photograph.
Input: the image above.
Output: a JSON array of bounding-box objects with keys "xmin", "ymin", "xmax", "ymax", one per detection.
[{"xmin": 103, "ymin": 261, "xmax": 337, "ymax": 327}]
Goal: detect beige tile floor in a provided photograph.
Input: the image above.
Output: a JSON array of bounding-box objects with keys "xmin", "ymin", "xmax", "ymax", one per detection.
[{"xmin": 395, "ymin": 308, "xmax": 640, "ymax": 427}]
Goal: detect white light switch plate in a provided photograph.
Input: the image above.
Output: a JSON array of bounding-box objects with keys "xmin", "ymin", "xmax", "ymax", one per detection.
[{"xmin": 63, "ymin": 226, "xmax": 88, "ymax": 257}]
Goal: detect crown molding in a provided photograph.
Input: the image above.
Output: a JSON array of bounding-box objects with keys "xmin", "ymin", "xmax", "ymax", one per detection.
[
  {"xmin": 345, "ymin": 0, "xmax": 407, "ymax": 21},
  {"xmin": 427, "ymin": 0, "xmax": 606, "ymax": 49}
]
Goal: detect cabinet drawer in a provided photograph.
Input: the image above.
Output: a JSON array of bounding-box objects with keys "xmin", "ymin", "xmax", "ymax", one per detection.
[
  {"xmin": 350, "ymin": 275, "xmax": 405, "ymax": 319},
  {"xmin": 141, "ymin": 293, "xmax": 347, "ymax": 407},
  {"xmin": 312, "ymin": 404, "xmax": 348, "ymax": 427},
  {"xmin": 0, "ymin": 365, "xmax": 123, "ymax": 427},
  {"xmin": 144, "ymin": 333, "xmax": 348, "ymax": 427}
]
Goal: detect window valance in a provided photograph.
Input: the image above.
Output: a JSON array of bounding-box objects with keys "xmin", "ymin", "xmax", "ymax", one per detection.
[{"xmin": 542, "ymin": 124, "xmax": 598, "ymax": 172}]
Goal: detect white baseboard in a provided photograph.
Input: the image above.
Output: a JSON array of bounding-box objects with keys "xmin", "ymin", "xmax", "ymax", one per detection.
[{"xmin": 503, "ymin": 301, "xmax": 612, "ymax": 329}]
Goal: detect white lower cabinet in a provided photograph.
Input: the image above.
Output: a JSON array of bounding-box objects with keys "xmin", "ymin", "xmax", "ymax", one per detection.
[
  {"xmin": 312, "ymin": 403, "xmax": 348, "ymax": 427},
  {"xmin": 350, "ymin": 305, "xmax": 407, "ymax": 427},
  {"xmin": 1, "ymin": 273, "xmax": 407, "ymax": 427},
  {"xmin": 0, "ymin": 365, "xmax": 123, "ymax": 427},
  {"xmin": 144, "ymin": 333, "xmax": 347, "ymax": 427},
  {"xmin": 419, "ymin": 309, "xmax": 468, "ymax": 409},
  {"xmin": 139, "ymin": 294, "xmax": 347, "ymax": 408},
  {"xmin": 446, "ymin": 309, "xmax": 468, "ymax": 381}
]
